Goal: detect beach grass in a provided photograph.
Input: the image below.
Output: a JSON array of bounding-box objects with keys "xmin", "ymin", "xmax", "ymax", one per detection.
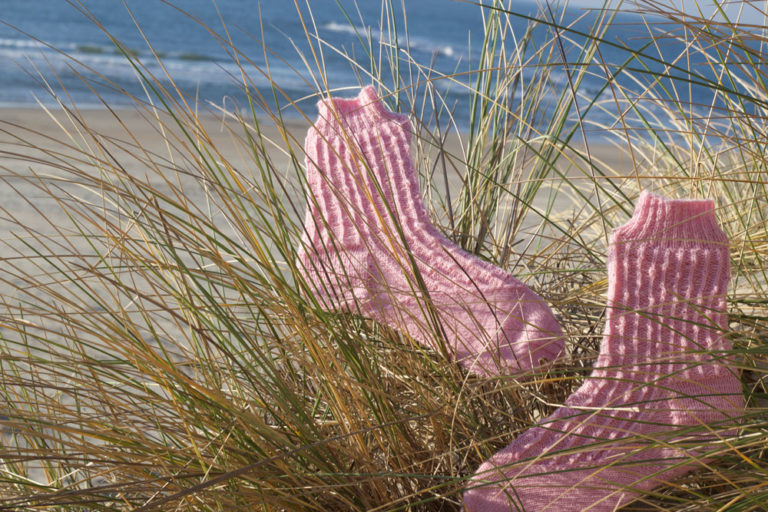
[{"xmin": 0, "ymin": 0, "xmax": 766, "ymax": 510}]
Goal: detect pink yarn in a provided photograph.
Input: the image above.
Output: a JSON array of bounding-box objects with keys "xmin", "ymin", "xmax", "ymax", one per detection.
[
  {"xmin": 297, "ymin": 87, "xmax": 563, "ymax": 375},
  {"xmin": 464, "ymin": 190, "xmax": 745, "ymax": 510}
]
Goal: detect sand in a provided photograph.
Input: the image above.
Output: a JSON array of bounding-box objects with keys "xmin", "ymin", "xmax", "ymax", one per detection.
[
  {"xmin": 0, "ymin": 105, "xmax": 638, "ymax": 295},
  {"xmin": 0, "ymin": 105, "xmax": 641, "ymax": 483},
  {"xmin": 3, "ymin": 105, "xmax": 628, "ymax": 203},
  {"xmin": 0, "ymin": 105, "xmax": 645, "ymax": 314}
]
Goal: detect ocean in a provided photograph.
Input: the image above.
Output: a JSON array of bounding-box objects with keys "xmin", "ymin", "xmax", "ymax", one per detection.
[{"xmin": 0, "ymin": 0, "xmax": 739, "ymax": 134}]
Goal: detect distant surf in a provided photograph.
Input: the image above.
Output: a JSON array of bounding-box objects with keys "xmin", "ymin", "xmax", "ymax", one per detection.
[{"xmin": 0, "ymin": 0, "xmax": 718, "ymax": 137}]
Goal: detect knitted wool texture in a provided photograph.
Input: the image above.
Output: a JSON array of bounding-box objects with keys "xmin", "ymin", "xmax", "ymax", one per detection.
[
  {"xmin": 297, "ymin": 86, "xmax": 563, "ymax": 375},
  {"xmin": 464, "ymin": 191, "xmax": 745, "ymax": 511}
]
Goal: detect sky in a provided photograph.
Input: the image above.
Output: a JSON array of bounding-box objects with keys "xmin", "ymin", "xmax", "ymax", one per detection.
[{"xmin": 567, "ymin": 0, "xmax": 764, "ymax": 22}]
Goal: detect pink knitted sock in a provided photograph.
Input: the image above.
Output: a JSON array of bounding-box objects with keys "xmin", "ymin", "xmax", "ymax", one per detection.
[
  {"xmin": 464, "ymin": 191, "xmax": 744, "ymax": 510},
  {"xmin": 297, "ymin": 86, "xmax": 563, "ymax": 375}
]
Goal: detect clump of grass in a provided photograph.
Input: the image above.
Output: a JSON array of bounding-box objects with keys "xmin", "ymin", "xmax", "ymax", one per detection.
[{"xmin": 0, "ymin": 0, "xmax": 766, "ymax": 510}]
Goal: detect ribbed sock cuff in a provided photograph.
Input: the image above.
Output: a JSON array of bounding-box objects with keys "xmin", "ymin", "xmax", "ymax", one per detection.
[
  {"xmin": 316, "ymin": 86, "xmax": 409, "ymax": 132},
  {"xmin": 612, "ymin": 190, "xmax": 728, "ymax": 247}
]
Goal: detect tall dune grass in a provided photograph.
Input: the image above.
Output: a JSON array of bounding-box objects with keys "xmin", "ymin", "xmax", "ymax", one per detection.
[{"xmin": 0, "ymin": 0, "xmax": 766, "ymax": 510}]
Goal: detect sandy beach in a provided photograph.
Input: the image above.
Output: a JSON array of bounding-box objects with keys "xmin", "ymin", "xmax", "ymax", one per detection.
[
  {"xmin": 0, "ymin": 105, "xmax": 645, "ymax": 337},
  {"xmin": 0, "ymin": 103, "xmax": 641, "ymax": 477},
  {"xmin": 0, "ymin": 105, "xmax": 637, "ymax": 244},
  {"xmin": 0, "ymin": 104, "xmax": 645, "ymax": 326},
  {"xmin": 0, "ymin": 105, "xmax": 647, "ymax": 351}
]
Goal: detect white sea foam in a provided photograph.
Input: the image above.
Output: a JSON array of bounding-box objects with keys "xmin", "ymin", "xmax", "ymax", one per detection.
[
  {"xmin": 0, "ymin": 38, "xmax": 310, "ymax": 105},
  {"xmin": 323, "ymin": 21, "xmax": 369, "ymax": 36},
  {"xmin": 322, "ymin": 21, "xmax": 461, "ymax": 59},
  {"xmin": 0, "ymin": 37, "xmax": 47, "ymax": 49}
]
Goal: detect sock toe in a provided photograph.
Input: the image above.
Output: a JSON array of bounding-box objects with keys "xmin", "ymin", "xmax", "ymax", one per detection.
[{"xmin": 465, "ymin": 465, "xmax": 637, "ymax": 512}]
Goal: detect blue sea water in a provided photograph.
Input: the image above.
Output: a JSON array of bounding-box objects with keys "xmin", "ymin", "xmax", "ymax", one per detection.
[{"xmin": 0, "ymin": 0, "xmax": 746, "ymax": 133}]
